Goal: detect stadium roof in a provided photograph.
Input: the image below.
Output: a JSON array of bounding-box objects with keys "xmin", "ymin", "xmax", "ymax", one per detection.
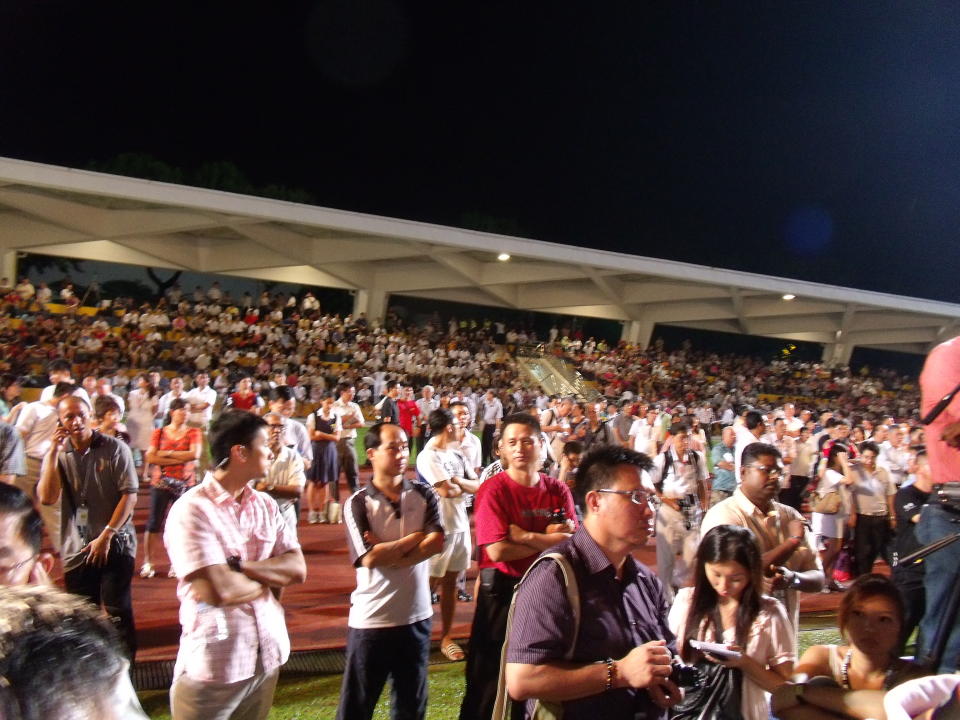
[{"xmin": 0, "ymin": 155, "xmax": 956, "ymax": 363}]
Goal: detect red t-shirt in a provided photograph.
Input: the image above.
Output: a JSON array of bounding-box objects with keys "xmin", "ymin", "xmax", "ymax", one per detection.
[{"xmin": 475, "ymin": 472, "xmax": 578, "ymax": 577}]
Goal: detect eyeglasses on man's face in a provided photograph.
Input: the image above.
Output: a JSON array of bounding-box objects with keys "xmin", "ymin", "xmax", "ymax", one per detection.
[
  {"xmin": 744, "ymin": 463, "xmax": 784, "ymax": 479},
  {"xmin": 597, "ymin": 488, "xmax": 660, "ymax": 510}
]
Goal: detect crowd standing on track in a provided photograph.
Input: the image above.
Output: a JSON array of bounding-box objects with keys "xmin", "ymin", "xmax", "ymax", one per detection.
[{"xmin": 1, "ymin": 280, "xmax": 959, "ymax": 719}]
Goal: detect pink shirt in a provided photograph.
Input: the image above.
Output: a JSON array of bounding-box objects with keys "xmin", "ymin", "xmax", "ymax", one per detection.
[
  {"xmin": 165, "ymin": 473, "xmax": 301, "ymax": 684},
  {"xmin": 474, "ymin": 471, "xmax": 577, "ymax": 577},
  {"xmin": 921, "ymin": 337, "xmax": 960, "ymax": 484}
]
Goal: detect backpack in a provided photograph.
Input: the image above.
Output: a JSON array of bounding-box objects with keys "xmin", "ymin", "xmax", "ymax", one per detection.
[{"xmin": 492, "ymin": 552, "xmax": 581, "ymax": 720}]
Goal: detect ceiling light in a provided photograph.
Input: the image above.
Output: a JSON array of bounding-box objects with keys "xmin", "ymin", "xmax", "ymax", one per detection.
[
  {"xmin": 782, "ymin": 293, "xmax": 796, "ymax": 301},
  {"xmin": 497, "ymin": 252, "xmax": 511, "ymax": 261}
]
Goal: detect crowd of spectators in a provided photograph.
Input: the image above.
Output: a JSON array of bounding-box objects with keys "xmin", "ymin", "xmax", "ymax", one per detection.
[{"xmin": 0, "ymin": 278, "xmax": 922, "ymax": 428}]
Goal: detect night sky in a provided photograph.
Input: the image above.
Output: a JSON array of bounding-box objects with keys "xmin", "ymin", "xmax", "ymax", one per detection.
[{"xmin": 1, "ymin": 1, "xmax": 959, "ymax": 303}]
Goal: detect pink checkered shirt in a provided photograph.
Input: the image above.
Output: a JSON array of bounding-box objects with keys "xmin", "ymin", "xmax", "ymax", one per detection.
[{"xmin": 165, "ymin": 473, "xmax": 301, "ymax": 684}]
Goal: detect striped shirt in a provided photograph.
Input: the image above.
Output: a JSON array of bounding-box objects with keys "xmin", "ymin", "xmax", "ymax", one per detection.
[
  {"xmin": 343, "ymin": 479, "xmax": 443, "ymax": 629},
  {"xmin": 165, "ymin": 473, "xmax": 301, "ymax": 684}
]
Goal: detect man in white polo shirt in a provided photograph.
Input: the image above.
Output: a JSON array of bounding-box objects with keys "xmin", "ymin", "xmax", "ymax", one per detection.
[
  {"xmin": 339, "ymin": 422, "xmax": 444, "ymax": 720},
  {"xmin": 417, "ymin": 408, "xmax": 480, "ymax": 662}
]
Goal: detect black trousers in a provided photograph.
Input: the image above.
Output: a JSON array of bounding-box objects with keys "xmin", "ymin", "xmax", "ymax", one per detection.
[
  {"xmin": 336, "ymin": 619, "xmax": 431, "ymax": 720},
  {"xmin": 854, "ymin": 514, "xmax": 892, "ymax": 576},
  {"xmin": 337, "ymin": 437, "xmax": 360, "ymax": 495},
  {"xmin": 481, "ymin": 424, "xmax": 497, "ymax": 467},
  {"xmin": 778, "ymin": 475, "xmax": 808, "ymax": 512},
  {"xmin": 460, "ymin": 569, "xmax": 524, "ymax": 720},
  {"xmin": 64, "ymin": 541, "xmax": 137, "ymax": 660},
  {"xmin": 892, "ymin": 567, "xmax": 925, "ymax": 654}
]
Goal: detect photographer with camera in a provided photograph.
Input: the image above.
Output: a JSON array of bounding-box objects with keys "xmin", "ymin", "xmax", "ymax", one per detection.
[
  {"xmin": 915, "ymin": 336, "xmax": 960, "ymax": 672},
  {"xmin": 460, "ymin": 414, "xmax": 577, "ymax": 720},
  {"xmin": 503, "ymin": 445, "xmax": 680, "ymax": 719}
]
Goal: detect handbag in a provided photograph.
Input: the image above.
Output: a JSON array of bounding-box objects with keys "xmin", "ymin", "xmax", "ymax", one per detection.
[
  {"xmin": 669, "ymin": 661, "xmax": 742, "ymax": 720},
  {"xmin": 811, "ymin": 489, "xmax": 842, "ymax": 514}
]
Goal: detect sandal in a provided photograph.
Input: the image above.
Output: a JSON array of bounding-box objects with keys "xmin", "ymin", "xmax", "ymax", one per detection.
[
  {"xmin": 441, "ymin": 642, "xmax": 466, "ymax": 662},
  {"xmin": 139, "ymin": 563, "xmax": 155, "ymax": 579}
]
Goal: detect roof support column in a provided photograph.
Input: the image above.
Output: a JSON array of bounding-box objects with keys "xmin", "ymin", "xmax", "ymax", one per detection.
[
  {"xmin": 352, "ymin": 287, "xmax": 389, "ymax": 327},
  {"xmin": 621, "ymin": 319, "xmax": 654, "ymax": 349},
  {"xmin": 0, "ymin": 251, "xmax": 17, "ymax": 286},
  {"xmin": 821, "ymin": 340, "xmax": 854, "ymax": 367}
]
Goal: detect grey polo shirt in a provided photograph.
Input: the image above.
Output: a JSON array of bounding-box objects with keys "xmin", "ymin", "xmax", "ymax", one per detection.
[
  {"xmin": 57, "ymin": 431, "xmax": 139, "ymax": 571},
  {"xmin": 507, "ymin": 527, "xmax": 675, "ymax": 720}
]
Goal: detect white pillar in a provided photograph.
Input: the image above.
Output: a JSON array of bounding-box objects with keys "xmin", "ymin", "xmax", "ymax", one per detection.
[
  {"xmin": 0, "ymin": 251, "xmax": 17, "ymax": 285},
  {"xmin": 621, "ymin": 319, "xmax": 654, "ymax": 349},
  {"xmin": 821, "ymin": 341, "xmax": 854, "ymax": 367},
  {"xmin": 352, "ymin": 288, "xmax": 389, "ymax": 326}
]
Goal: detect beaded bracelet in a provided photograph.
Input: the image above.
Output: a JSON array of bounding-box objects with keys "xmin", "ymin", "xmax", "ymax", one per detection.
[{"xmin": 605, "ymin": 658, "xmax": 616, "ymax": 691}]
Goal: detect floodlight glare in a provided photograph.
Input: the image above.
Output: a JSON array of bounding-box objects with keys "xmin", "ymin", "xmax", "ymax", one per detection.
[
  {"xmin": 782, "ymin": 293, "xmax": 796, "ymax": 301},
  {"xmin": 497, "ymin": 252, "xmax": 511, "ymax": 261}
]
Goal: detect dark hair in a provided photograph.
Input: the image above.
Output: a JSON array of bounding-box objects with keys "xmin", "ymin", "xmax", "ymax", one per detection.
[
  {"xmin": 270, "ymin": 385, "xmax": 295, "ymax": 403},
  {"xmin": 562, "ymin": 440, "xmax": 584, "ymax": 456},
  {"xmin": 744, "ymin": 411, "xmax": 765, "ymax": 431},
  {"xmin": 0, "ymin": 483, "xmax": 42, "ymax": 554},
  {"xmin": 740, "ymin": 442, "xmax": 781, "ymax": 468},
  {"xmin": 46, "ymin": 359, "xmax": 71, "ymax": 374},
  {"xmin": 52, "ymin": 381, "xmax": 77, "ymax": 399},
  {"xmin": 93, "ymin": 395, "xmax": 121, "ymax": 420},
  {"xmin": 859, "ymin": 440, "xmax": 880, "ymax": 456},
  {"xmin": 0, "ymin": 373, "xmax": 21, "ymax": 394},
  {"xmin": 575, "ymin": 444, "xmax": 653, "ymax": 499},
  {"xmin": 837, "ymin": 574, "xmax": 904, "ymax": 648},
  {"xmin": 449, "ymin": 400, "xmax": 468, "ymax": 411},
  {"xmin": 681, "ymin": 525, "xmax": 764, "ymax": 663},
  {"xmin": 827, "ymin": 442, "xmax": 850, "ymax": 471},
  {"xmin": 500, "ymin": 412, "xmax": 541, "ymax": 436},
  {"xmin": 428, "ymin": 408, "xmax": 454, "ymax": 436},
  {"xmin": 209, "ymin": 410, "xmax": 267, "ymax": 468},
  {"xmin": 337, "ymin": 381, "xmax": 354, "ymax": 395},
  {"xmin": 669, "ymin": 421, "xmax": 689, "ymax": 436},
  {"xmin": 385, "ymin": 380, "xmax": 400, "ymax": 391},
  {"xmin": 0, "ymin": 586, "xmax": 127, "ymax": 720},
  {"xmin": 364, "ymin": 421, "xmax": 402, "ymax": 452}
]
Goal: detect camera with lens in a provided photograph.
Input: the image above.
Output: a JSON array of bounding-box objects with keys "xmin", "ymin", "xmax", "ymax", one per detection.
[
  {"xmin": 669, "ymin": 658, "xmax": 704, "ymax": 689},
  {"xmin": 935, "ymin": 483, "xmax": 960, "ymax": 515},
  {"xmin": 549, "ymin": 507, "xmax": 567, "ymax": 524}
]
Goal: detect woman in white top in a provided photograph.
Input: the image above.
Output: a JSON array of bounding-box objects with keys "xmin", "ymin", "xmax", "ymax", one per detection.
[
  {"xmin": 668, "ymin": 524, "xmax": 794, "ymax": 720},
  {"xmin": 811, "ymin": 443, "xmax": 855, "ymax": 592},
  {"xmin": 125, "ymin": 374, "xmax": 159, "ymax": 476}
]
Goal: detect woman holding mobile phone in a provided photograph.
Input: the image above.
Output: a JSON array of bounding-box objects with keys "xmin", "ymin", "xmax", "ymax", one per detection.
[{"xmin": 668, "ymin": 524, "xmax": 794, "ymax": 720}]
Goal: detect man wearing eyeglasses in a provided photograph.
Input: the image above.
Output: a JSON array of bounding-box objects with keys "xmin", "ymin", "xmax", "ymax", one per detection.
[
  {"xmin": 0, "ymin": 482, "xmax": 54, "ymax": 586},
  {"xmin": 504, "ymin": 444, "xmax": 681, "ymax": 719},
  {"xmin": 701, "ymin": 442, "xmax": 824, "ymax": 633},
  {"xmin": 254, "ymin": 413, "xmax": 306, "ymax": 532}
]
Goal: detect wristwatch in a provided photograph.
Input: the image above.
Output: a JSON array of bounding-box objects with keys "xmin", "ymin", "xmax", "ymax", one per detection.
[{"xmin": 227, "ymin": 555, "xmax": 243, "ymax": 573}]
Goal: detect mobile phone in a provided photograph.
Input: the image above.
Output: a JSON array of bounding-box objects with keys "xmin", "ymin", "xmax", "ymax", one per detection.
[{"xmin": 689, "ymin": 640, "xmax": 742, "ymax": 660}]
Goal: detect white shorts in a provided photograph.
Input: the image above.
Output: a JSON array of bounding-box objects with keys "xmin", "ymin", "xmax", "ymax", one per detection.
[{"xmin": 429, "ymin": 531, "xmax": 472, "ymax": 577}]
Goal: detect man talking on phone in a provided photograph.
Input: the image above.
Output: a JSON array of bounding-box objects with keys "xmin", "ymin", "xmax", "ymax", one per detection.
[{"xmin": 37, "ymin": 394, "xmax": 139, "ymax": 658}]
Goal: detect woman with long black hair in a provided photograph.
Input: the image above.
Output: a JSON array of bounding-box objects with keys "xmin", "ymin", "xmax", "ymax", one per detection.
[{"xmin": 668, "ymin": 524, "xmax": 794, "ymax": 720}]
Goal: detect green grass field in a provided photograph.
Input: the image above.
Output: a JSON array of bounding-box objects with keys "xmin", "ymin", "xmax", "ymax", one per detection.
[{"xmin": 137, "ymin": 625, "xmax": 843, "ymax": 719}]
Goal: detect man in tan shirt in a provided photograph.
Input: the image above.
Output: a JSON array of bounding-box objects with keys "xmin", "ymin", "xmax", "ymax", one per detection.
[{"xmin": 700, "ymin": 441, "xmax": 824, "ymax": 634}]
